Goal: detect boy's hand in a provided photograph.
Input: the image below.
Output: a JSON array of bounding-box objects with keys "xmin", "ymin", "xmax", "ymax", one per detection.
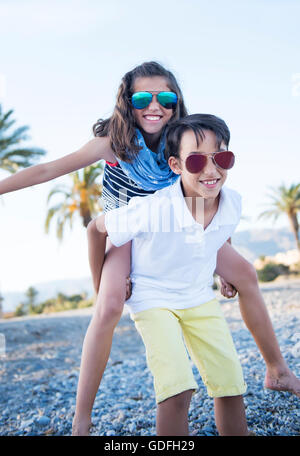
[{"xmin": 219, "ymin": 276, "xmax": 237, "ymax": 298}]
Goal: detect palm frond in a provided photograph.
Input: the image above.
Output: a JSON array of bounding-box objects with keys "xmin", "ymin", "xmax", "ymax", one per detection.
[
  {"xmin": 0, "ymin": 147, "xmax": 45, "ymax": 158},
  {"xmin": 0, "ymin": 104, "xmax": 47, "ymax": 173},
  {"xmin": 46, "ymin": 186, "xmax": 73, "ymax": 203},
  {"xmin": 44, "ymin": 204, "xmax": 65, "ymax": 233},
  {"xmin": 257, "ymin": 209, "xmax": 281, "ymax": 222},
  {"xmin": 1, "ymin": 125, "xmax": 29, "ymax": 143},
  {"xmin": 57, "ymin": 212, "xmax": 73, "ymax": 241},
  {"xmin": 44, "ymin": 160, "xmax": 104, "ymax": 241},
  {"xmin": 0, "ymin": 108, "xmax": 15, "ymax": 132}
]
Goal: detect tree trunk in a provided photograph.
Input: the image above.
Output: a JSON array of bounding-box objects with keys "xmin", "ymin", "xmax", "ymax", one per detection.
[
  {"xmin": 83, "ymin": 212, "xmax": 92, "ymax": 228},
  {"xmin": 288, "ymin": 213, "xmax": 300, "ymax": 259}
]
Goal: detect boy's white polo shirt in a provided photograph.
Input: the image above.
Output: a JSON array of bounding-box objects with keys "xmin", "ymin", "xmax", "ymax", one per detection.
[{"xmin": 105, "ymin": 177, "xmax": 242, "ymax": 315}]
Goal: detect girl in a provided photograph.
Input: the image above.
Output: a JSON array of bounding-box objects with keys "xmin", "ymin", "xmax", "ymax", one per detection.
[{"xmin": 0, "ymin": 62, "xmax": 299, "ymax": 437}]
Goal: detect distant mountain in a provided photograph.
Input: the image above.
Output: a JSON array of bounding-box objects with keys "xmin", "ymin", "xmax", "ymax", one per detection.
[
  {"xmin": 232, "ymin": 227, "xmax": 296, "ymax": 262},
  {"xmin": 1, "ymin": 228, "xmax": 297, "ymax": 313}
]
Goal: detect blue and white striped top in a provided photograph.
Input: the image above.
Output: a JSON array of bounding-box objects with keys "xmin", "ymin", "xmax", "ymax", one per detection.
[{"xmin": 101, "ymin": 160, "xmax": 155, "ymax": 213}]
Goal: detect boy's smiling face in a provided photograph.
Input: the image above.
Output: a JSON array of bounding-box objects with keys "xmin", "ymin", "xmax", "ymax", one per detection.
[{"xmin": 168, "ymin": 129, "xmax": 228, "ymax": 201}]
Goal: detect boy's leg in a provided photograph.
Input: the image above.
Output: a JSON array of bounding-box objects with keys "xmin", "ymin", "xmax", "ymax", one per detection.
[
  {"xmin": 132, "ymin": 308, "xmax": 198, "ymax": 436},
  {"xmin": 156, "ymin": 390, "xmax": 194, "ymax": 436},
  {"xmin": 214, "ymin": 395, "xmax": 248, "ymax": 436},
  {"xmin": 216, "ymin": 242, "xmax": 300, "ymax": 397},
  {"xmin": 181, "ymin": 299, "xmax": 248, "ymax": 435},
  {"xmin": 72, "ymin": 239, "xmax": 131, "ymax": 436}
]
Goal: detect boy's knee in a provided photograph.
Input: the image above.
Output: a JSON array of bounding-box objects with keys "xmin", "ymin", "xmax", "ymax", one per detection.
[
  {"xmin": 160, "ymin": 389, "xmax": 193, "ymax": 412},
  {"xmin": 214, "ymin": 394, "xmax": 245, "ymax": 405}
]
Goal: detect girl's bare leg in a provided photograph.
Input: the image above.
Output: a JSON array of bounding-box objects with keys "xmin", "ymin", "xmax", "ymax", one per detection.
[
  {"xmin": 72, "ymin": 240, "xmax": 131, "ymax": 435},
  {"xmin": 214, "ymin": 395, "xmax": 248, "ymax": 436},
  {"xmin": 216, "ymin": 242, "xmax": 300, "ymax": 397},
  {"xmin": 156, "ymin": 390, "xmax": 193, "ymax": 436}
]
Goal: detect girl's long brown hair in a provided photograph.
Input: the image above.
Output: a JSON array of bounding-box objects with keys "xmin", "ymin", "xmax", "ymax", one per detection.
[{"xmin": 93, "ymin": 61, "xmax": 188, "ymax": 162}]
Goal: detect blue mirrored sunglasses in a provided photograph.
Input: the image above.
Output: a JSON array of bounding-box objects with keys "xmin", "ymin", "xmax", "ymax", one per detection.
[{"xmin": 131, "ymin": 91, "xmax": 178, "ymax": 110}]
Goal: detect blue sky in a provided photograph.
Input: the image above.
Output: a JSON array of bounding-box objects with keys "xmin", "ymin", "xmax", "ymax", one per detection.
[{"xmin": 0, "ymin": 0, "xmax": 299, "ymax": 293}]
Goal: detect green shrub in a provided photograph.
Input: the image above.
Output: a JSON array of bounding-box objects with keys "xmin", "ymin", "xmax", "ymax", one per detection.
[
  {"xmin": 290, "ymin": 262, "xmax": 300, "ymax": 273},
  {"xmin": 77, "ymin": 299, "xmax": 93, "ymax": 309},
  {"xmin": 13, "ymin": 292, "xmax": 93, "ymax": 317},
  {"xmin": 257, "ymin": 262, "xmax": 290, "ymax": 282},
  {"xmin": 14, "ymin": 303, "xmax": 27, "ymax": 317}
]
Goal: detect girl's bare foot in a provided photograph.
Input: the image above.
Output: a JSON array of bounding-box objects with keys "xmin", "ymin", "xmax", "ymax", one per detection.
[
  {"xmin": 264, "ymin": 368, "xmax": 300, "ymax": 398},
  {"xmin": 72, "ymin": 416, "xmax": 93, "ymax": 436}
]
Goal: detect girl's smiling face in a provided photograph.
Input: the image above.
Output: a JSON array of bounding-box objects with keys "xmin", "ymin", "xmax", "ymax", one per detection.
[{"xmin": 132, "ymin": 76, "xmax": 175, "ymax": 136}]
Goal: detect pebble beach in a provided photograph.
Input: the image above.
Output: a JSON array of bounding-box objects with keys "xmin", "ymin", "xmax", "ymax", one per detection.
[{"xmin": 0, "ymin": 279, "xmax": 299, "ymax": 437}]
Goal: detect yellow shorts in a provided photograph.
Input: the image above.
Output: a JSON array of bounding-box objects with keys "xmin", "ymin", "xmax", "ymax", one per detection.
[{"xmin": 132, "ymin": 299, "xmax": 247, "ymax": 403}]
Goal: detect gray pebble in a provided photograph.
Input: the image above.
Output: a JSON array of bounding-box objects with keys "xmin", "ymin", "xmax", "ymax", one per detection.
[
  {"xmin": 20, "ymin": 419, "xmax": 34, "ymax": 429},
  {"xmin": 1, "ymin": 283, "xmax": 299, "ymax": 436},
  {"xmin": 36, "ymin": 416, "xmax": 51, "ymax": 427},
  {"xmin": 128, "ymin": 422, "xmax": 136, "ymax": 433}
]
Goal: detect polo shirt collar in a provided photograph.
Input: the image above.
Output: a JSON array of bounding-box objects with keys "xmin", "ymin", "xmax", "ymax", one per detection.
[{"xmin": 168, "ymin": 177, "xmax": 239, "ymax": 231}]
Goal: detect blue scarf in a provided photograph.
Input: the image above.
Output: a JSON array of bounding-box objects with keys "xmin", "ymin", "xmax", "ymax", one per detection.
[{"xmin": 116, "ymin": 128, "xmax": 179, "ymax": 191}]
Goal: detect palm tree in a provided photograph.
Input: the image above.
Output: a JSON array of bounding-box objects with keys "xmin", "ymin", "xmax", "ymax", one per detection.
[
  {"xmin": 258, "ymin": 183, "xmax": 300, "ymax": 254},
  {"xmin": 25, "ymin": 286, "xmax": 39, "ymax": 314},
  {"xmin": 14, "ymin": 286, "xmax": 39, "ymax": 316},
  {"xmin": 45, "ymin": 162, "xmax": 104, "ymax": 241},
  {"xmin": 0, "ymin": 104, "xmax": 46, "ymax": 173}
]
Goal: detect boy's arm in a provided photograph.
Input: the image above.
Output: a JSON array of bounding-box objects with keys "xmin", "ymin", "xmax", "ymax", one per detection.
[
  {"xmin": 87, "ymin": 215, "xmax": 108, "ymax": 294},
  {"xmin": 218, "ymin": 237, "xmax": 237, "ymax": 297}
]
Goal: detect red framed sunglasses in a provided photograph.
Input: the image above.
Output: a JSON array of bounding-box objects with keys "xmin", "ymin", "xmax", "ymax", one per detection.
[{"xmin": 185, "ymin": 151, "xmax": 235, "ymax": 173}]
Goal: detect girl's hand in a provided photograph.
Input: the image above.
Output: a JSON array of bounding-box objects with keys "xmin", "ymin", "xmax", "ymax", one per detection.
[
  {"xmin": 126, "ymin": 277, "xmax": 132, "ymax": 300},
  {"xmin": 219, "ymin": 276, "xmax": 237, "ymax": 298}
]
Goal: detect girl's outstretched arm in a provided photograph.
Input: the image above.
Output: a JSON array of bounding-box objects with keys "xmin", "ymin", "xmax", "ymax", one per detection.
[{"xmin": 0, "ymin": 137, "xmax": 114, "ymax": 195}]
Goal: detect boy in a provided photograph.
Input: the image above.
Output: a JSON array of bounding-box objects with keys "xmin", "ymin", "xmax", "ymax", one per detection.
[{"xmin": 95, "ymin": 114, "xmax": 248, "ymax": 436}]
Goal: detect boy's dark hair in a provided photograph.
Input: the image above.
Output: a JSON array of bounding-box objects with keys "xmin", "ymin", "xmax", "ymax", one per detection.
[
  {"xmin": 93, "ymin": 61, "xmax": 188, "ymax": 162},
  {"xmin": 165, "ymin": 114, "xmax": 230, "ymax": 161}
]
